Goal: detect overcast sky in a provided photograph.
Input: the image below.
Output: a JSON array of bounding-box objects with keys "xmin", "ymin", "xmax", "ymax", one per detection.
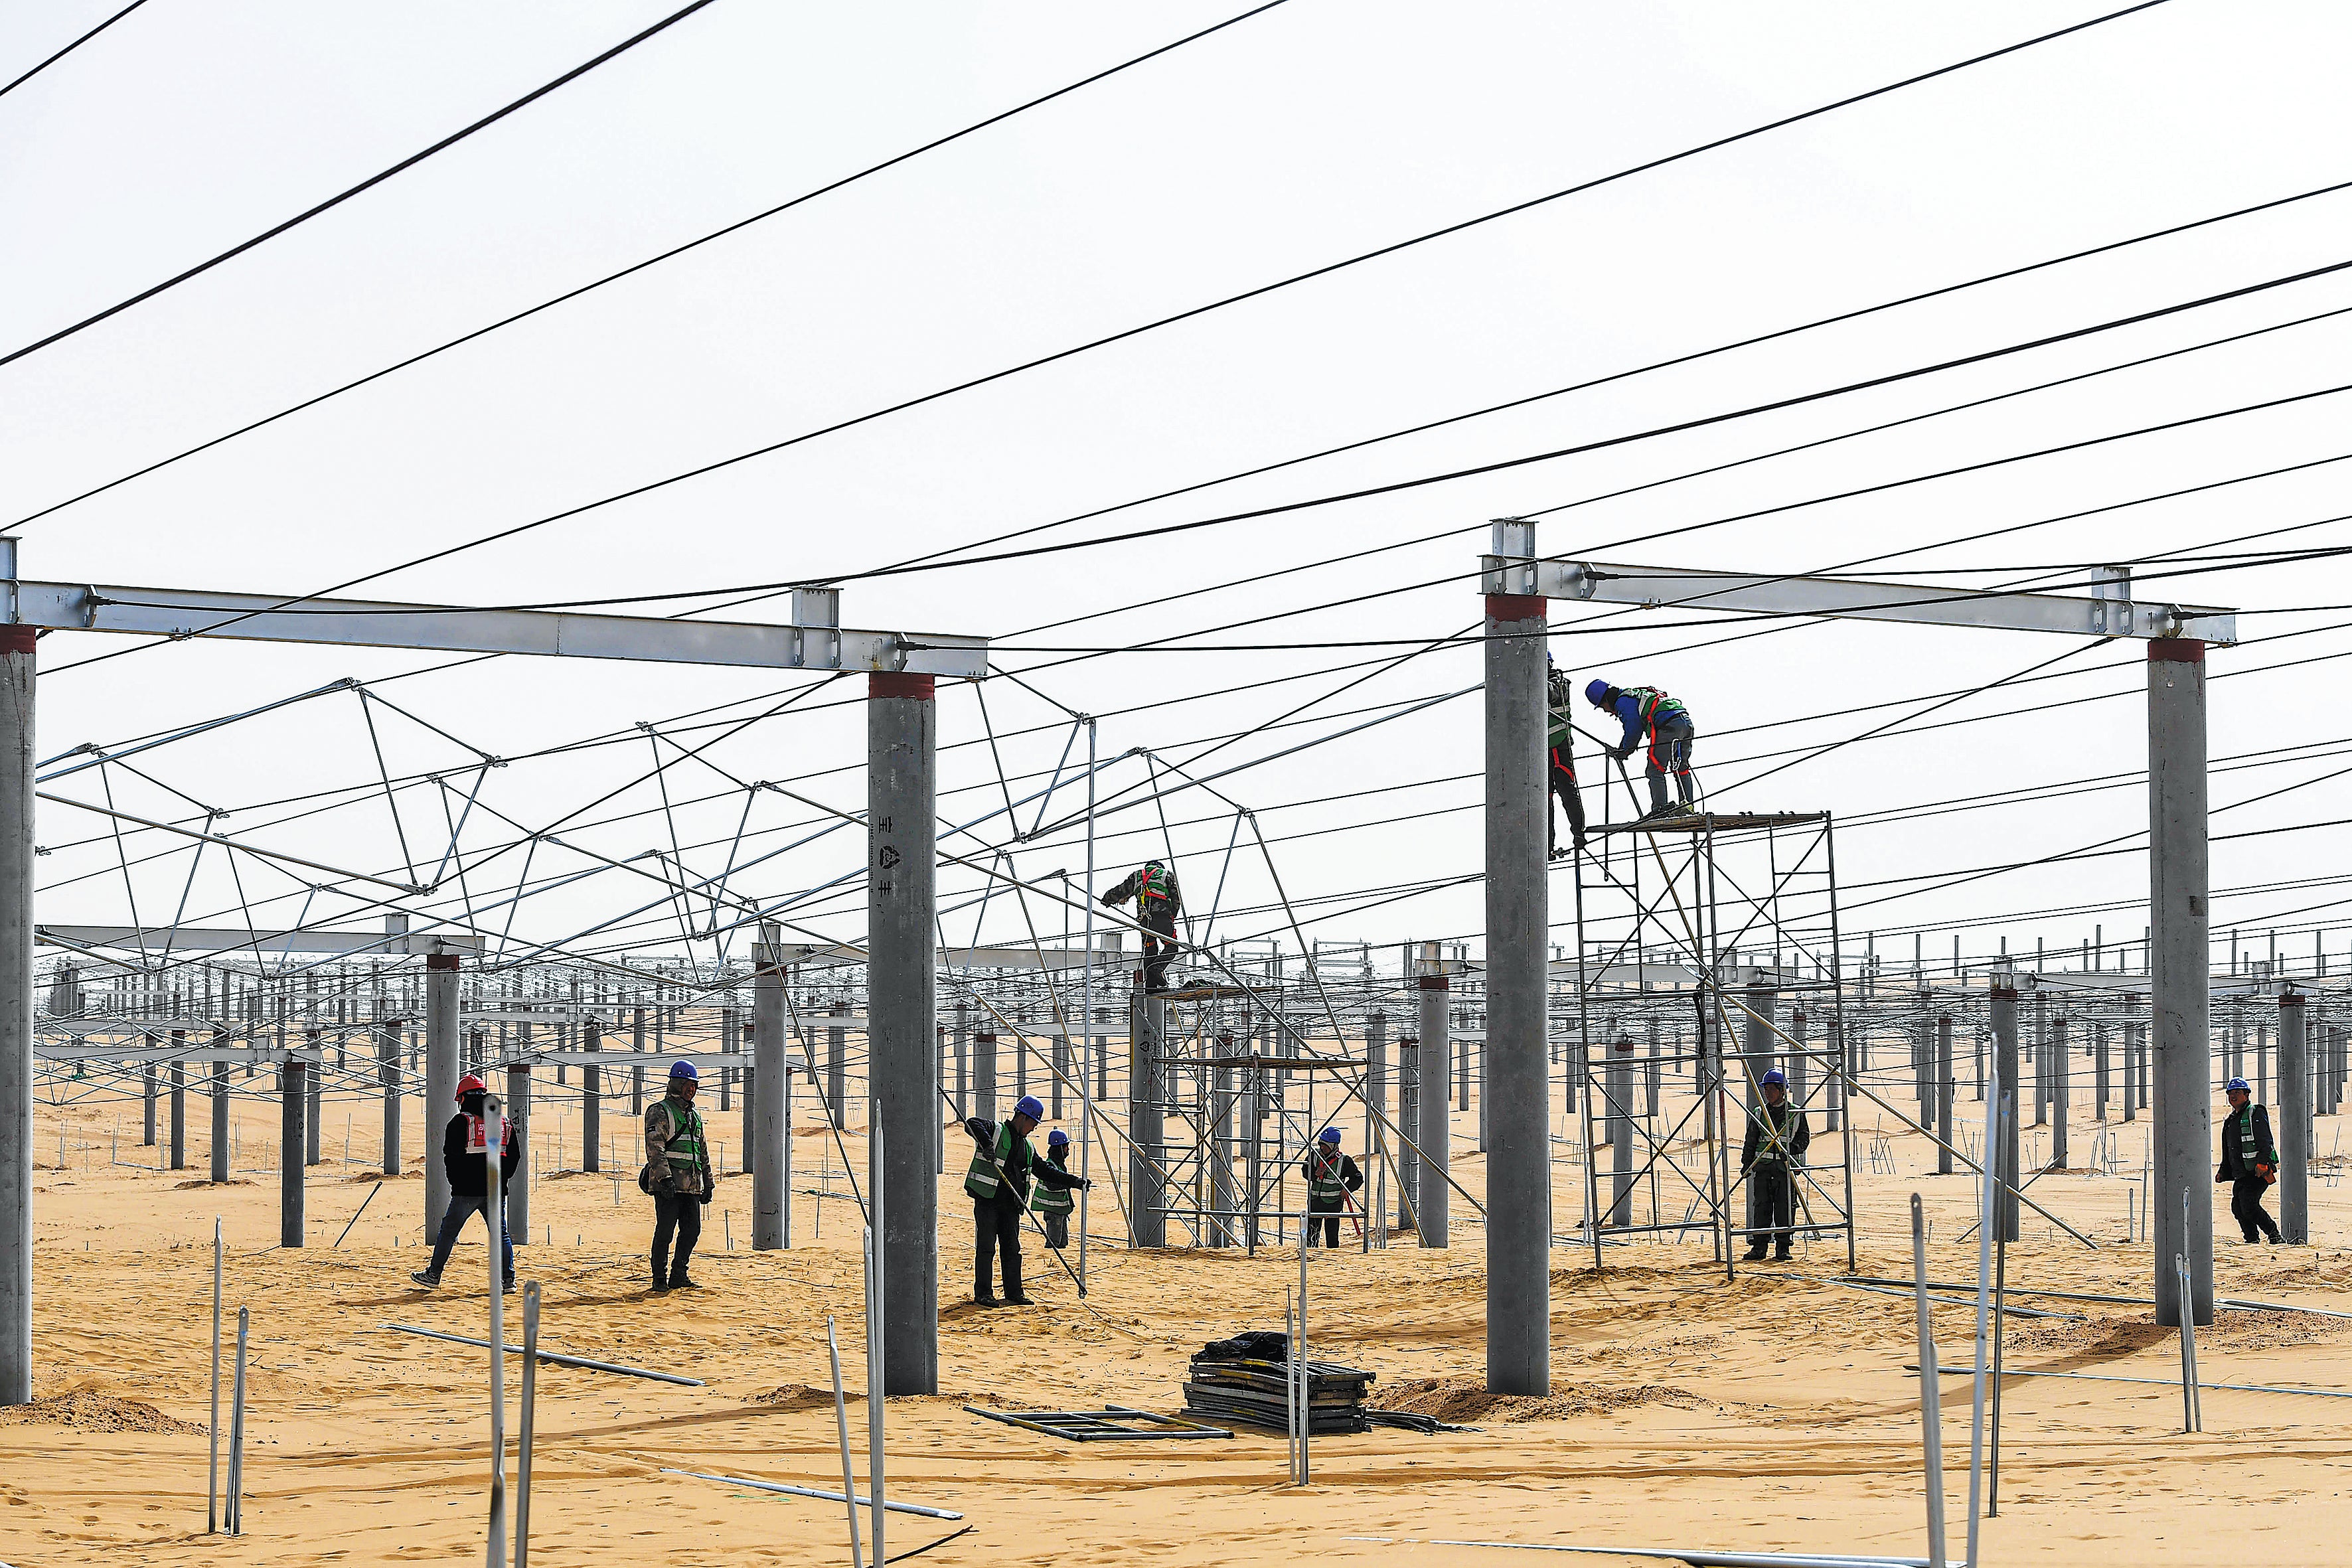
[{"xmin": 8, "ymin": 0, "xmax": 2351, "ymax": 985}]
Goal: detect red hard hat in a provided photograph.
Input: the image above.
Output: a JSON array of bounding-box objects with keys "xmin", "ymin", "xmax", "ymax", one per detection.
[{"xmin": 455, "ymin": 1073, "xmax": 486, "ymax": 1099}]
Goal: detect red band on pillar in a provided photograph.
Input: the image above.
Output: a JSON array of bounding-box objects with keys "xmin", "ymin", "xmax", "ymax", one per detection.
[
  {"xmin": 1418, "ymin": 975, "xmax": 1450, "ymax": 992},
  {"xmin": 870, "ymin": 672, "xmax": 935, "ymax": 700},
  {"xmin": 2281, "ymin": 992, "xmax": 2305, "ymax": 1010},
  {"xmin": 427, "ymin": 952, "xmax": 461, "ymax": 971},
  {"xmin": 2148, "ymin": 638, "xmax": 2205, "ymax": 664},
  {"xmin": 1483, "ymin": 593, "xmax": 1547, "ymax": 622},
  {"xmin": 0, "ymin": 625, "xmax": 35, "ymax": 654}
]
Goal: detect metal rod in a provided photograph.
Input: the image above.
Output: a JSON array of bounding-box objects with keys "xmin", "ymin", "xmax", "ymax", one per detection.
[
  {"xmin": 332, "ymin": 1176, "xmax": 381, "ymax": 1248},
  {"xmin": 227, "ymin": 1305, "xmax": 249, "ymax": 1534},
  {"xmin": 1964, "ymin": 1085, "xmax": 2001, "ymax": 1568},
  {"xmin": 866, "ymin": 1113, "xmax": 886, "ymax": 1566},
  {"xmin": 487, "ymin": 1091, "xmax": 508, "ymax": 1568},
  {"xmin": 208, "ymin": 1215, "xmax": 221, "ymax": 1533},
  {"xmin": 1909, "ymin": 1194, "xmax": 1946, "ymax": 1568},
  {"xmin": 515, "ymin": 1281, "xmax": 538, "ymax": 1568},
  {"xmin": 382, "ymin": 1324, "xmax": 704, "ymax": 1385},
  {"xmin": 826, "ymin": 1316, "xmax": 866, "ymax": 1568},
  {"xmin": 661, "ymin": 1468, "xmax": 962, "ymax": 1522}
]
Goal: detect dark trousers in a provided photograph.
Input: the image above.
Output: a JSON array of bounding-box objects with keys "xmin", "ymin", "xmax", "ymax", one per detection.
[
  {"xmin": 975, "ymin": 1197, "xmax": 1023, "ymax": 1298},
  {"xmin": 1306, "ymin": 1200, "xmax": 1344, "ymax": 1247},
  {"xmin": 1548, "ymin": 748, "xmax": 1586, "ymax": 852},
  {"xmin": 2230, "ymin": 1176, "xmax": 2281, "ymax": 1242},
  {"xmin": 652, "ymin": 1190, "xmax": 702, "ymax": 1283},
  {"xmin": 1042, "ymin": 1210, "xmax": 1069, "ymax": 1249},
  {"xmin": 428, "ymin": 1194, "xmax": 513, "ymax": 1280},
  {"xmin": 1141, "ymin": 906, "xmax": 1178, "ymax": 991},
  {"xmin": 1645, "ymin": 714, "xmax": 1695, "ymax": 813},
  {"xmin": 1746, "ymin": 1164, "xmax": 1794, "ymax": 1257}
]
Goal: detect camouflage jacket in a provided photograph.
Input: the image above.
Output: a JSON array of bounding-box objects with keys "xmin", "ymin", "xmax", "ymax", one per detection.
[{"xmin": 645, "ymin": 1095, "xmax": 712, "ymax": 1197}]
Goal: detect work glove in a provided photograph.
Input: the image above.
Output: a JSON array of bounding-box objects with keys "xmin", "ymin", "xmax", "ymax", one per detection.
[
  {"xmin": 1610, "ymin": 747, "xmax": 1634, "ymax": 763},
  {"xmin": 1099, "ymin": 892, "xmax": 1119, "ymax": 907}
]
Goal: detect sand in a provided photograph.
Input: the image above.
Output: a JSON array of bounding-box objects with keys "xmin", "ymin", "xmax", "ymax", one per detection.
[{"xmin": 7, "ymin": 1083, "xmax": 2352, "ymax": 1567}]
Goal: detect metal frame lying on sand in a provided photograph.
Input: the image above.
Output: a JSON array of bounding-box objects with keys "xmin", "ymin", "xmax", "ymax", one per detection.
[
  {"xmin": 962, "ymin": 1403, "xmax": 1233, "ymax": 1441},
  {"xmin": 382, "ymin": 1322, "xmax": 703, "ymax": 1385}
]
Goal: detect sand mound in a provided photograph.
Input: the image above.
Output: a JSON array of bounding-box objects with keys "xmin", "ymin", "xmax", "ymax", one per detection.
[
  {"xmin": 749, "ymin": 1383, "xmax": 861, "ymax": 1410},
  {"xmin": 0, "ymin": 1392, "xmax": 200, "ymax": 1435},
  {"xmin": 171, "ymin": 1178, "xmax": 254, "ymax": 1190},
  {"xmin": 1378, "ymin": 1375, "xmax": 1712, "ymax": 1423}
]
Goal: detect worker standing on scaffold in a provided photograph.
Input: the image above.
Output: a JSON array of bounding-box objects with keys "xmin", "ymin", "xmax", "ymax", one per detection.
[
  {"xmin": 1547, "ymin": 657, "xmax": 1587, "ymax": 860},
  {"xmin": 1101, "ymin": 858, "xmax": 1182, "ymax": 993},
  {"xmin": 1587, "ymin": 679, "xmax": 1696, "ymax": 821}
]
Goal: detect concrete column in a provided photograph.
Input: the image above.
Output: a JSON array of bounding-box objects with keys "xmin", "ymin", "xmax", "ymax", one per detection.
[
  {"xmin": 1991, "ymin": 983, "xmax": 2020, "ymax": 1243},
  {"xmin": 1481, "ymin": 524, "xmax": 1550, "ymax": 1395},
  {"xmin": 1128, "ymin": 984, "xmax": 1165, "ymax": 1247},
  {"xmin": 207, "ymin": 1050, "xmax": 229, "ymax": 1182},
  {"xmin": 1394, "ymin": 1024, "xmax": 1418, "ymax": 1233},
  {"xmin": 826, "ymin": 1001, "xmax": 848, "ymax": 1130},
  {"xmin": 632, "ymin": 1005, "xmax": 647, "ymax": 1116},
  {"xmin": 1788, "ymin": 1008, "xmax": 1808, "ymax": 1109},
  {"xmin": 1826, "ymin": 1019, "xmax": 1843, "ymax": 1133},
  {"xmin": 1209, "ymin": 1032, "xmax": 1237, "ymax": 1247},
  {"xmin": 2149, "ymin": 639, "xmax": 2214, "ymax": 1327},
  {"xmin": 2280, "ymin": 990, "xmax": 2310, "ymax": 1244},
  {"xmin": 1364, "ymin": 1013, "xmax": 1387, "ymax": 1239},
  {"xmin": 2033, "ymin": 990, "xmax": 2050, "ymax": 1127},
  {"xmin": 951, "ymin": 1002, "xmax": 969, "ymax": 1114},
  {"xmin": 1052, "ymin": 1031, "xmax": 1067, "ymax": 1122},
  {"xmin": 304, "ymin": 1030, "xmax": 322, "ymax": 1164},
  {"xmin": 2123, "ymin": 1020, "xmax": 2140, "ymax": 1123},
  {"xmin": 934, "ymin": 1024, "xmax": 947, "ymax": 1175},
  {"xmin": 753, "ymin": 927, "xmax": 787, "ymax": 1250},
  {"xmin": 141, "ymin": 1058, "xmax": 158, "ymax": 1146},
  {"xmin": 279, "ymin": 1061, "xmax": 305, "ymax": 1247},
  {"xmin": 1417, "ymin": 955, "xmax": 1451, "ymax": 1248},
  {"xmin": 424, "ymin": 953, "xmax": 460, "ymax": 1240},
  {"xmin": 868, "ymin": 670, "xmax": 938, "ymax": 1395},
  {"xmin": 2051, "ymin": 1015, "xmax": 2070, "ymax": 1169},
  {"xmin": 973, "ymin": 1030, "xmax": 998, "ymax": 1123},
  {"xmin": 1936, "ymin": 1015, "xmax": 1954, "ymax": 1176},
  {"xmin": 582, "ymin": 1015, "xmax": 601, "ymax": 1174},
  {"xmin": 1607, "ymin": 1036, "xmax": 1635, "ymax": 1228},
  {"xmin": 505, "ymin": 1062, "xmax": 530, "ymax": 1244},
  {"xmin": 169, "ymin": 1049, "xmax": 187, "ymax": 1170},
  {"xmin": 0, "ymin": 619, "xmax": 31, "ymax": 1405},
  {"xmin": 1243, "ymin": 1059, "xmax": 1263, "ymax": 1250},
  {"xmin": 2094, "ymin": 1022, "xmax": 2111, "ymax": 1121}
]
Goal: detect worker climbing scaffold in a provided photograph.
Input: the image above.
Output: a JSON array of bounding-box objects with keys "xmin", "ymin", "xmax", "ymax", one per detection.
[
  {"xmin": 1587, "ymin": 678, "xmax": 1697, "ymax": 820},
  {"xmin": 1546, "ymin": 659, "xmax": 1588, "ymax": 860},
  {"xmin": 1101, "ymin": 858, "xmax": 1183, "ymax": 993}
]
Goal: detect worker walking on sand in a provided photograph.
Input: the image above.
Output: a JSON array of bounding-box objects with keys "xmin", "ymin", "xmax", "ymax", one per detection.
[
  {"xmin": 1547, "ymin": 661, "xmax": 1587, "ymax": 859},
  {"xmin": 1740, "ymin": 1069, "xmax": 1808, "ymax": 1263},
  {"xmin": 2216, "ymin": 1075, "xmax": 2282, "ymax": 1244},
  {"xmin": 411, "ymin": 1073, "xmax": 519, "ymax": 1291},
  {"xmin": 964, "ymin": 1095, "xmax": 1089, "ymax": 1305},
  {"xmin": 1587, "ymin": 679, "xmax": 1696, "ymax": 820},
  {"xmin": 1101, "ymin": 858, "xmax": 1182, "ymax": 992},
  {"xmin": 1036, "ymin": 1128, "xmax": 1077, "ymax": 1250},
  {"xmin": 645, "ymin": 1061, "xmax": 715, "ymax": 1293},
  {"xmin": 1300, "ymin": 1127, "xmax": 1364, "ymax": 1248}
]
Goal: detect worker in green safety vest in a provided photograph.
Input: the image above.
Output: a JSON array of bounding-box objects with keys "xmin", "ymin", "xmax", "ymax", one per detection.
[
  {"xmin": 963, "ymin": 1095, "xmax": 1088, "ymax": 1306},
  {"xmin": 2216, "ymin": 1075, "xmax": 2281, "ymax": 1244},
  {"xmin": 1587, "ymin": 678, "xmax": 1697, "ymax": 819},
  {"xmin": 1299, "ymin": 1127, "xmax": 1364, "ymax": 1247},
  {"xmin": 644, "ymin": 1060, "xmax": 714, "ymax": 1293},
  {"xmin": 1034, "ymin": 1128, "xmax": 1077, "ymax": 1249},
  {"xmin": 1101, "ymin": 859, "xmax": 1183, "ymax": 992}
]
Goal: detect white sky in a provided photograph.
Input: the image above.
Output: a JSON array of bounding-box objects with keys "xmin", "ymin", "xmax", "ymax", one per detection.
[{"xmin": 7, "ymin": 0, "xmax": 2351, "ymax": 984}]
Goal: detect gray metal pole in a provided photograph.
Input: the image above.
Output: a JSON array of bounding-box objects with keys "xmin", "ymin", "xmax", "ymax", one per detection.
[
  {"xmin": 1937, "ymin": 1015, "xmax": 1954, "ymax": 1176},
  {"xmin": 582, "ymin": 1015, "xmax": 601, "ymax": 1174},
  {"xmin": 1208, "ymin": 1032, "xmax": 1236, "ymax": 1247},
  {"xmin": 2150, "ymin": 639, "xmax": 2214, "ymax": 1327},
  {"xmin": 210, "ymin": 1058, "xmax": 230, "ymax": 1183},
  {"xmin": 171, "ymin": 1054, "xmax": 186, "ymax": 1170},
  {"xmin": 827, "ymin": 1002, "xmax": 848, "ymax": 1131},
  {"xmin": 1482, "ymin": 520, "xmax": 1549, "ymax": 1395},
  {"xmin": 424, "ymin": 953, "xmax": 459, "ymax": 1239},
  {"xmin": 753, "ymin": 926, "xmax": 787, "ymax": 1250},
  {"xmin": 506, "ymin": 1061, "xmax": 531, "ymax": 1245},
  {"xmin": 305, "ymin": 1031, "xmax": 322, "ymax": 1164},
  {"xmin": 2051, "ymin": 1015, "xmax": 2070, "ymax": 1170},
  {"xmin": 143, "ymin": 1061, "xmax": 158, "ymax": 1146},
  {"xmin": 974, "ymin": 1030, "xmax": 996, "ymax": 1123},
  {"xmin": 1394, "ymin": 1022, "xmax": 1417, "ymax": 1233},
  {"xmin": 0, "ymin": 617, "xmax": 27, "ymax": 1404},
  {"xmin": 2280, "ymin": 990, "xmax": 2310, "ymax": 1245},
  {"xmin": 1417, "ymin": 953, "xmax": 1450, "ymax": 1247},
  {"xmin": 279, "ymin": 1061, "xmax": 305, "ymax": 1247},
  {"xmin": 868, "ymin": 670, "xmax": 938, "ymax": 1395},
  {"xmin": 1128, "ymin": 982, "xmax": 1165, "ymax": 1247},
  {"xmin": 1607, "ymin": 1036, "xmax": 1634, "ymax": 1228},
  {"xmin": 1991, "ymin": 982, "xmax": 2019, "ymax": 1243}
]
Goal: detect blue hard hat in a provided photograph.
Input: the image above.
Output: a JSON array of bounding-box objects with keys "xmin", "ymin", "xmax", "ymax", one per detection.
[
  {"xmin": 668, "ymin": 1061, "xmax": 698, "ymax": 1081},
  {"xmin": 1760, "ymin": 1069, "xmax": 1786, "ymax": 1087},
  {"xmin": 1585, "ymin": 679, "xmax": 1612, "ymax": 706},
  {"xmin": 1014, "ymin": 1095, "xmax": 1046, "ymax": 1122},
  {"xmin": 1047, "ymin": 1129, "xmax": 1069, "ymax": 1147},
  {"xmin": 2226, "ymin": 1076, "xmax": 2250, "ymax": 1093},
  {"xmin": 1318, "ymin": 1127, "xmax": 1342, "ymax": 1145}
]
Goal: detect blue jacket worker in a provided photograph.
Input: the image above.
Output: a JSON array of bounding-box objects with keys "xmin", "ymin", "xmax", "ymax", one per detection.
[{"xmin": 1587, "ymin": 680, "xmax": 1695, "ymax": 819}]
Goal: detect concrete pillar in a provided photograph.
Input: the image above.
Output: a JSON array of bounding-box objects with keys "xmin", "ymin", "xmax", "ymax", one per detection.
[
  {"xmin": 582, "ymin": 1015, "xmax": 601, "ymax": 1174},
  {"xmin": 304, "ymin": 1030, "xmax": 322, "ymax": 1164},
  {"xmin": 868, "ymin": 669, "xmax": 939, "ymax": 1395},
  {"xmin": 505, "ymin": 1062, "xmax": 530, "ymax": 1244},
  {"xmin": 2280, "ymin": 990, "xmax": 2310, "ymax": 1244},
  {"xmin": 424, "ymin": 953, "xmax": 460, "ymax": 1241},
  {"xmin": 142, "ymin": 1058, "xmax": 158, "ymax": 1146},
  {"xmin": 974, "ymin": 1030, "xmax": 998, "ymax": 1123},
  {"xmin": 1481, "ymin": 522, "xmax": 1549, "ymax": 1395},
  {"xmin": 1051, "ymin": 1031, "xmax": 1067, "ymax": 1122},
  {"xmin": 2149, "ymin": 639, "xmax": 2214, "ymax": 1327},
  {"xmin": 279, "ymin": 1061, "xmax": 305, "ymax": 1247},
  {"xmin": 2094, "ymin": 1021, "xmax": 2111, "ymax": 1121},
  {"xmin": 1826, "ymin": 1019, "xmax": 1843, "ymax": 1133},
  {"xmin": 753, "ymin": 927, "xmax": 787, "ymax": 1250},
  {"xmin": 1128, "ymin": 984, "xmax": 1165, "ymax": 1247},
  {"xmin": 0, "ymin": 619, "xmax": 30, "ymax": 1405},
  {"xmin": 1364, "ymin": 1012, "xmax": 1387, "ymax": 1239},
  {"xmin": 1992, "ymin": 982, "xmax": 2020, "ymax": 1243},
  {"xmin": 2051, "ymin": 1015, "xmax": 2070, "ymax": 1169},
  {"xmin": 1788, "ymin": 1008, "xmax": 1808, "ymax": 1109},
  {"xmin": 1936, "ymin": 1015, "xmax": 1954, "ymax": 1176},
  {"xmin": 1417, "ymin": 951, "xmax": 1451, "ymax": 1247},
  {"xmin": 2033, "ymin": 990, "xmax": 2049, "ymax": 1127},
  {"xmin": 1395, "ymin": 1024, "xmax": 1419, "ymax": 1233},
  {"xmin": 1607, "ymin": 1036, "xmax": 1635, "ymax": 1228},
  {"xmin": 934, "ymin": 1024, "xmax": 947, "ymax": 1175},
  {"xmin": 1209, "ymin": 1032, "xmax": 1238, "ymax": 1247},
  {"xmin": 2123, "ymin": 1019, "xmax": 2140, "ymax": 1123},
  {"xmin": 952, "ymin": 1002, "xmax": 969, "ymax": 1114},
  {"xmin": 169, "ymin": 1048, "xmax": 187, "ymax": 1170},
  {"xmin": 209, "ymin": 1056, "xmax": 230, "ymax": 1182},
  {"xmin": 1243, "ymin": 1058, "xmax": 1263, "ymax": 1250},
  {"xmin": 826, "ymin": 1001, "xmax": 848, "ymax": 1130},
  {"xmin": 632, "ymin": 1004, "xmax": 647, "ymax": 1116}
]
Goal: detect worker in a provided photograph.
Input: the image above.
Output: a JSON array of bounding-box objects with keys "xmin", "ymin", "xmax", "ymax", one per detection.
[
  {"xmin": 645, "ymin": 1060, "xmax": 715, "ymax": 1293},
  {"xmin": 1101, "ymin": 858, "xmax": 1183, "ymax": 992},
  {"xmin": 1035, "ymin": 1127, "xmax": 1077, "ymax": 1250},
  {"xmin": 963, "ymin": 1094, "xmax": 1088, "ymax": 1306},
  {"xmin": 1586, "ymin": 679, "xmax": 1696, "ymax": 819},
  {"xmin": 1739, "ymin": 1068, "xmax": 1808, "ymax": 1262},
  {"xmin": 2215, "ymin": 1075, "xmax": 2282, "ymax": 1245},
  {"xmin": 410, "ymin": 1073, "xmax": 520, "ymax": 1291},
  {"xmin": 1547, "ymin": 661, "xmax": 1587, "ymax": 859},
  {"xmin": 1300, "ymin": 1127, "xmax": 1364, "ymax": 1248}
]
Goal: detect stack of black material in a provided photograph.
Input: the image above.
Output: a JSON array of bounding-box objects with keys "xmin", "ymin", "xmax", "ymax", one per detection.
[{"xmin": 1182, "ymin": 1331, "xmax": 1373, "ymax": 1435}]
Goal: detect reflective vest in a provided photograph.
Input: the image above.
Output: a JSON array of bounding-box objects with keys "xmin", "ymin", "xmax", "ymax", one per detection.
[
  {"xmin": 463, "ymin": 1113, "xmax": 515, "ymax": 1156},
  {"xmin": 1547, "ymin": 704, "xmax": 1573, "ymax": 751},
  {"xmin": 655, "ymin": 1099, "xmax": 704, "ymax": 1170},
  {"xmin": 1033, "ymin": 1152, "xmax": 1075, "ymax": 1214},
  {"xmin": 1624, "ymin": 686, "xmax": 1687, "ymax": 733},
  {"xmin": 1139, "ymin": 864, "xmax": 1175, "ymax": 906},
  {"xmin": 965, "ymin": 1123, "xmax": 1032, "ymax": 1204},
  {"xmin": 1306, "ymin": 1147, "xmax": 1347, "ymax": 1204},
  {"xmin": 2231, "ymin": 1105, "xmax": 2263, "ymax": 1166}
]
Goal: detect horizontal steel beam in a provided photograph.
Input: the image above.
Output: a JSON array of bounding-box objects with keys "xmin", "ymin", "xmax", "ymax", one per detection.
[
  {"xmin": 15, "ymin": 580, "xmax": 989, "ymax": 677},
  {"xmin": 1491, "ymin": 557, "xmax": 2237, "ymax": 645},
  {"xmin": 39, "ymin": 923, "xmax": 482, "ymax": 957},
  {"xmin": 775, "ymin": 942, "xmax": 1117, "ymax": 971}
]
